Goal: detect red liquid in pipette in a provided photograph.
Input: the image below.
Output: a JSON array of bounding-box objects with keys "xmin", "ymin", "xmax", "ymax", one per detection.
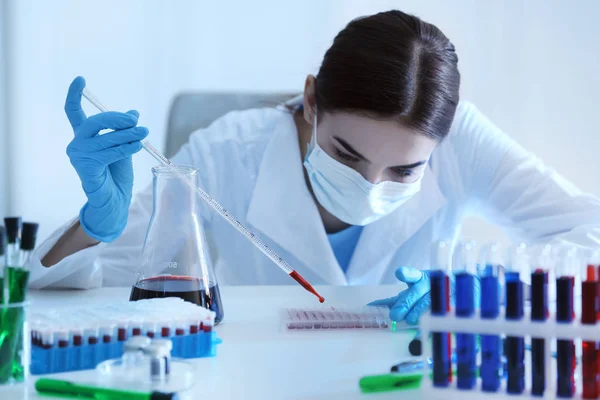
[{"xmin": 289, "ymin": 270, "xmax": 325, "ymax": 303}]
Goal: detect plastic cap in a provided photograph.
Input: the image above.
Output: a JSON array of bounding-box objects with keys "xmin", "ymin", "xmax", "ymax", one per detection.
[
  {"xmin": 408, "ymin": 338, "xmax": 422, "ymax": 356},
  {"xmin": 145, "ymin": 340, "xmax": 173, "ymax": 357},
  {"xmin": 431, "ymin": 241, "xmax": 450, "ymax": 271},
  {"xmin": 452, "ymin": 240, "xmax": 477, "ymax": 274},
  {"xmin": 506, "ymin": 243, "xmax": 529, "ymax": 273},
  {"xmin": 478, "ymin": 242, "xmax": 503, "ymax": 277},
  {"xmin": 123, "ymin": 336, "xmax": 151, "ymax": 351},
  {"xmin": 20, "ymin": 222, "xmax": 39, "ymax": 250},
  {"xmin": 0, "ymin": 226, "xmax": 5, "ymax": 256},
  {"xmin": 150, "ymin": 392, "xmax": 179, "ymax": 400},
  {"xmin": 556, "ymin": 247, "xmax": 578, "ymax": 278},
  {"xmin": 3, "ymin": 217, "xmax": 22, "ymax": 244}
]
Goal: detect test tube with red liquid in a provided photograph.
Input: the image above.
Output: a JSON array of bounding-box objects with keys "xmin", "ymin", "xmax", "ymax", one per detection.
[
  {"xmin": 582, "ymin": 262, "xmax": 598, "ymax": 399},
  {"xmin": 430, "ymin": 241, "xmax": 452, "ymax": 387},
  {"xmin": 556, "ymin": 249, "xmax": 577, "ymax": 398},
  {"xmin": 530, "ymin": 245, "xmax": 551, "ymax": 397}
]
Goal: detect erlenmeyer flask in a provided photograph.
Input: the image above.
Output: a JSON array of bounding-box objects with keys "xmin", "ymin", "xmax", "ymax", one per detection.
[{"xmin": 130, "ymin": 166, "xmax": 224, "ymax": 324}]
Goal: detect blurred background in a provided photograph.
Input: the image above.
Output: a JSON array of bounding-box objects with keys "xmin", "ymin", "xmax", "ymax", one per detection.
[{"xmin": 0, "ymin": 0, "xmax": 599, "ymax": 243}]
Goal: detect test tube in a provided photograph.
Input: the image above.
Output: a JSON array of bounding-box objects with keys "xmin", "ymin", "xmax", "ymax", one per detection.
[
  {"xmin": 19, "ymin": 222, "xmax": 39, "ymax": 267},
  {"xmin": 84, "ymin": 324, "xmax": 99, "ymax": 345},
  {"xmin": 504, "ymin": 243, "xmax": 527, "ymax": 394},
  {"xmin": 101, "ymin": 323, "xmax": 116, "ymax": 344},
  {"xmin": 453, "ymin": 241, "xmax": 478, "ymax": 389},
  {"xmin": 40, "ymin": 326, "xmax": 54, "ymax": 349},
  {"xmin": 130, "ymin": 317, "xmax": 142, "ymax": 337},
  {"xmin": 430, "ymin": 241, "xmax": 451, "ymax": 387},
  {"xmin": 581, "ymin": 256, "xmax": 598, "ymax": 399},
  {"xmin": 175, "ymin": 316, "xmax": 187, "ymax": 336},
  {"xmin": 478, "ymin": 243, "xmax": 503, "ymax": 392},
  {"xmin": 556, "ymin": 248, "xmax": 576, "ymax": 398},
  {"xmin": 117, "ymin": 318, "xmax": 128, "ymax": 342},
  {"xmin": 530, "ymin": 245, "xmax": 551, "ymax": 397},
  {"xmin": 3, "ymin": 217, "xmax": 21, "ymax": 267},
  {"xmin": 203, "ymin": 316, "xmax": 213, "ymax": 333},
  {"xmin": 144, "ymin": 320, "xmax": 158, "ymax": 339}
]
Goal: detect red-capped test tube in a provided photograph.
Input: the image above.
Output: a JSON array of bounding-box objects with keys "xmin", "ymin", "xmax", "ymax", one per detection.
[{"xmin": 582, "ymin": 259, "xmax": 598, "ymax": 399}]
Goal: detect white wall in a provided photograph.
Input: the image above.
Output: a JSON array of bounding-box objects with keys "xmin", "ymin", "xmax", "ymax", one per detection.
[
  {"xmin": 3, "ymin": 0, "xmax": 600, "ymax": 244},
  {"xmin": 0, "ymin": 1, "xmax": 8, "ymax": 218}
]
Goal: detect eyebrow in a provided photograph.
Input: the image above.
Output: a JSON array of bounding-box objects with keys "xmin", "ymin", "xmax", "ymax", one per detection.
[
  {"xmin": 391, "ymin": 160, "xmax": 427, "ymax": 170},
  {"xmin": 333, "ymin": 136, "xmax": 371, "ymax": 163},
  {"xmin": 332, "ymin": 136, "xmax": 427, "ymax": 169}
]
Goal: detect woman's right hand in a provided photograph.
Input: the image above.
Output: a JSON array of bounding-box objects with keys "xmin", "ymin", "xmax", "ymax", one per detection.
[{"xmin": 64, "ymin": 76, "xmax": 149, "ymax": 243}]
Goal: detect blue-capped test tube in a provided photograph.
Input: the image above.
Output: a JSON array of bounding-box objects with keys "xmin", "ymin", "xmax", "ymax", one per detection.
[
  {"xmin": 430, "ymin": 240, "xmax": 451, "ymax": 387},
  {"xmin": 478, "ymin": 243, "xmax": 502, "ymax": 392},
  {"xmin": 505, "ymin": 243, "xmax": 527, "ymax": 394},
  {"xmin": 454, "ymin": 241, "xmax": 478, "ymax": 389}
]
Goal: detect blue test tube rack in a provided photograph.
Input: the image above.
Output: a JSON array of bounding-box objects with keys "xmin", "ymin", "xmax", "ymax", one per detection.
[
  {"xmin": 419, "ymin": 309, "xmax": 600, "ymax": 400},
  {"xmin": 30, "ymin": 332, "xmax": 222, "ymax": 375}
]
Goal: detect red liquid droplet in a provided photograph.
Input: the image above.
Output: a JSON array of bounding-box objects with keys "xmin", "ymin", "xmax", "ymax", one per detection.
[{"xmin": 289, "ymin": 270, "xmax": 325, "ymax": 303}]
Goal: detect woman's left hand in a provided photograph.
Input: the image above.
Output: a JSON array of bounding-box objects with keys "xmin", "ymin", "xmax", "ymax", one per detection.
[{"xmin": 368, "ymin": 267, "xmax": 435, "ymax": 325}]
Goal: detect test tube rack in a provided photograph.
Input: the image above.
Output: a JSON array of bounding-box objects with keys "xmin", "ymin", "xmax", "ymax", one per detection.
[
  {"xmin": 28, "ymin": 297, "xmax": 222, "ymax": 375},
  {"xmin": 30, "ymin": 330, "xmax": 221, "ymax": 375},
  {"xmin": 419, "ymin": 309, "xmax": 600, "ymax": 400}
]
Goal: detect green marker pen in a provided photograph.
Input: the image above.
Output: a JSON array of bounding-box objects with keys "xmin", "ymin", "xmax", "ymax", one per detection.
[
  {"xmin": 359, "ymin": 373, "xmax": 423, "ymax": 393},
  {"xmin": 35, "ymin": 378, "xmax": 179, "ymax": 400}
]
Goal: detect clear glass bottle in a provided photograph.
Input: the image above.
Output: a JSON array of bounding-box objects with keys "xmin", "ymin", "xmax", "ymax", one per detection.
[{"xmin": 130, "ymin": 166, "xmax": 223, "ymax": 324}]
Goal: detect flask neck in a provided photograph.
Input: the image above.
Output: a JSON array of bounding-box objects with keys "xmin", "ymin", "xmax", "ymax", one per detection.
[{"xmin": 151, "ymin": 166, "xmax": 199, "ymax": 216}]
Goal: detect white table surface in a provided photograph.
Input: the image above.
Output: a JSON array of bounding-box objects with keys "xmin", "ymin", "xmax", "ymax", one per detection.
[{"xmin": 7, "ymin": 284, "xmax": 421, "ymax": 400}]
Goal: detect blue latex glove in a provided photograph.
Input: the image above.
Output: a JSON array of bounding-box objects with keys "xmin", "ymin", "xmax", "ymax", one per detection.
[
  {"xmin": 65, "ymin": 76, "xmax": 149, "ymax": 242},
  {"xmin": 369, "ymin": 267, "xmax": 481, "ymax": 326},
  {"xmin": 369, "ymin": 267, "xmax": 438, "ymax": 325}
]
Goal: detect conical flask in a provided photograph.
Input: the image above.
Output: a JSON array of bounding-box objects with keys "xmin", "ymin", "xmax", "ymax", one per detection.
[{"xmin": 130, "ymin": 165, "xmax": 224, "ymax": 324}]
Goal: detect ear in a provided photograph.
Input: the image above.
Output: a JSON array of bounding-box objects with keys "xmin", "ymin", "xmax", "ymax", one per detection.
[{"xmin": 303, "ymin": 75, "xmax": 317, "ymax": 124}]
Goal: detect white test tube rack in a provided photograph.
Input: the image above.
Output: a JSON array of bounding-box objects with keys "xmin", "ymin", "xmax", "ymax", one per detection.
[{"xmin": 419, "ymin": 309, "xmax": 600, "ymax": 400}]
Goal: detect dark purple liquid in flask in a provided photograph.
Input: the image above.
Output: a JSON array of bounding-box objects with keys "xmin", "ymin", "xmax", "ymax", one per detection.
[{"xmin": 130, "ymin": 275, "xmax": 224, "ymax": 324}]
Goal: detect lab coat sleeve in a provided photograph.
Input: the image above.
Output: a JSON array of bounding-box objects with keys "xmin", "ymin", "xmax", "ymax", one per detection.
[{"xmin": 454, "ymin": 102, "xmax": 600, "ymax": 256}]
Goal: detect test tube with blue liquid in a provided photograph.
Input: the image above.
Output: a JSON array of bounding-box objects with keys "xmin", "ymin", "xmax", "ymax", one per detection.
[
  {"xmin": 504, "ymin": 243, "xmax": 527, "ymax": 394},
  {"xmin": 478, "ymin": 243, "xmax": 502, "ymax": 392},
  {"xmin": 530, "ymin": 245, "xmax": 551, "ymax": 397},
  {"xmin": 556, "ymin": 248, "xmax": 577, "ymax": 398},
  {"xmin": 430, "ymin": 241, "xmax": 451, "ymax": 387},
  {"xmin": 453, "ymin": 241, "xmax": 478, "ymax": 390}
]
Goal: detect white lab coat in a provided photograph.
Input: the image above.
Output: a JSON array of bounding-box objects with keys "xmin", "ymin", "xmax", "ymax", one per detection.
[{"xmin": 29, "ymin": 101, "xmax": 600, "ymax": 289}]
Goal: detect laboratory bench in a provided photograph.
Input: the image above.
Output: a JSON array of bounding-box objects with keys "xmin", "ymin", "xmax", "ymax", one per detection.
[{"xmin": 7, "ymin": 284, "xmax": 418, "ymax": 400}]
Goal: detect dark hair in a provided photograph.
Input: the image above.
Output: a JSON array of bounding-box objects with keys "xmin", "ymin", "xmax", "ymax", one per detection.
[{"xmin": 315, "ymin": 10, "xmax": 460, "ymax": 141}]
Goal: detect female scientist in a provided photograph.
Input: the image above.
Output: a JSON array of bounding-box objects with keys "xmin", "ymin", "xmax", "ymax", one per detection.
[{"xmin": 32, "ymin": 10, "xmax": 600, "ymax": 325}]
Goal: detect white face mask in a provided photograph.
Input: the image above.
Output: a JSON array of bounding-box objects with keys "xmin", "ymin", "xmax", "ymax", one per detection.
[{"xmin": 303, "ymin": 110, "xmax": 423, "ymax": 226}]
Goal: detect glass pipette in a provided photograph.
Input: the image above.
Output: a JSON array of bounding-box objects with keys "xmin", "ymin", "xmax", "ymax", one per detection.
[{"xmin": 81, "ymin": 88, "xmax": 325, "ymax": 303}]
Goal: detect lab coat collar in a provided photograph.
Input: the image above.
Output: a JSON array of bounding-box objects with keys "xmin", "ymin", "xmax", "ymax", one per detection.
[
  {"xmin": 344, "ymin": 166, "xmax": 447, "ymax": 284},
  {"xmin": 246, "ymin": 112, "xmax": 347, "ymax": 285}
]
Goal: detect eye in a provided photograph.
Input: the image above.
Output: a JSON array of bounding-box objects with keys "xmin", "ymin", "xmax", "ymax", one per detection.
[
  {"xmin": 333, "ymin": 147, "xmax": 360, "ymax": 162},
  {"xmin": 392, "ymin": 168, "xmax": 414, "ymax": 178}
]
